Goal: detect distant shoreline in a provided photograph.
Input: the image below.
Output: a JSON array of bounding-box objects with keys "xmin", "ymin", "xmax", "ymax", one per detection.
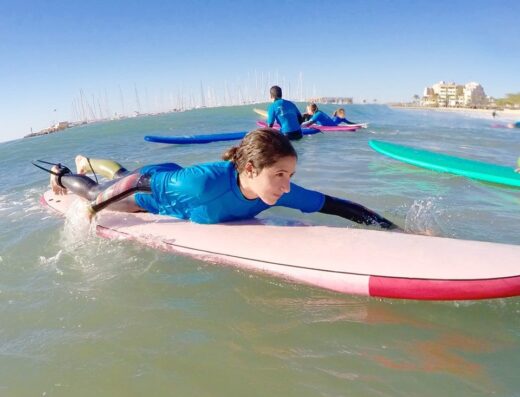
[{"xmin": 390, "ymin": 105, "xmax": 520, "ymax": 120}]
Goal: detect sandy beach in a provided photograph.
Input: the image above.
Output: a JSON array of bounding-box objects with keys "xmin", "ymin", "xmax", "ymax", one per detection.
[{"xmin": 391, "ymin": 105, "xmax": 520, "ymax": 122}]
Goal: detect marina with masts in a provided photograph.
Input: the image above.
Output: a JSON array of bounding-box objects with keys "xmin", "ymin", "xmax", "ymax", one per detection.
[{"xmin": 25, "ymin": 71, "xmax": 317, "ymax": 138}]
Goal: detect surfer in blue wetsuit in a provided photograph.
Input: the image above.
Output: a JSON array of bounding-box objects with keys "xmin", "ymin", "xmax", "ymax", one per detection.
[
  {"xmin": 301, "ymin": 103, "xmax": 337, "ymax": 127},
  {"xmin": 332, "ymin": 108, "xmax": 358, "ymax": 125},
  {"xmin": 267, "ymin": 86, "xmax": 304, "ymax": 140},
  {"xmin": 41, "ymin": 128, "xmax": 399, "ymax": 229}
]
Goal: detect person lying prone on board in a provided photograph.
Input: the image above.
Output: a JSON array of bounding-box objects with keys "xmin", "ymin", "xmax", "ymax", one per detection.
[
  {"xmin": 301, "ymin": 103, "xmax": 338, "ymax": 128},
  {"xmin": 43, "ymin": 128, "xmax": 401, "ymax": 230},
  {"xmin": 332, "ymin": 108, "xmax": 359, "ymax": 126}
]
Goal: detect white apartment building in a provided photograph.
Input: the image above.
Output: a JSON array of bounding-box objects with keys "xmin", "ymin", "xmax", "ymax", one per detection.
[
  {"xmin": 463, "ymin": 82, "xmax": 488, "ymax": 107},
  {"xmin": 421, "ymin": 81, "xmax": 488, "ymax": 107}
]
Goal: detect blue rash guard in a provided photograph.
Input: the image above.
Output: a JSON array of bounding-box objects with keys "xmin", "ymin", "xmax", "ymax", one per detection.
[
  {"xmin": 309, "ymin": 111, "xmax": 336, "ymax": 126},
  {"xmin": 332, "ymin": 116, "xmax": 355, "ymax": 125},
  {"xmin": 514, "ymin": 121, "xmax": 520, "ymax": 128},
  {"xmin": 134, "ymin": 161, "xmax": 325, "ymax": 224},
  {"xmin": 267, "ymin": 99, "xmax": 302, "ymax": 133}
]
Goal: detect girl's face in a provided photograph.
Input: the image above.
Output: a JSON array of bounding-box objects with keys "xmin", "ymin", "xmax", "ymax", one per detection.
[{"xmin": 246, "ymin": 156, "xmax": 297, "ymax": 205}]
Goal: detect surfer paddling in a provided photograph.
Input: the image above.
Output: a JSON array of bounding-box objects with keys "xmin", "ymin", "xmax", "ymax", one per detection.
[
  {"xmin": 301, "ymin": 103, "xmax": 337, "ymax": 128},
  {"xmin": 39, "ymin": 128, "xmax": 400, "ymax": 229},
  {"xmin": 332, "ymin": 108, "xmax": 361, "ymax": 126}
]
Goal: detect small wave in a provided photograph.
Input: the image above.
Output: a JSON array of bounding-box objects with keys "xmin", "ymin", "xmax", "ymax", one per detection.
[{"xmin": 0, "ymin": 188, "xmax": 45, "ymax": 219}]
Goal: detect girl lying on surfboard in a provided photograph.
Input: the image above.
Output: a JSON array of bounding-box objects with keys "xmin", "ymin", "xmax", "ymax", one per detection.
[
  {"xmin": 332, "ymin": 108, "xmax": 360, "ymax": 126},
  {"xmin": 301, "ymin": 103, "xmax": 337, "ymax": 127},
  {"xmin": 37, "ymin": 128, "xmax": 399, "ymax": 229}
]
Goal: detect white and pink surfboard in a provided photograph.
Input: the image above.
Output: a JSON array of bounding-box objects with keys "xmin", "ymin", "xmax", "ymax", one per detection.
[{"xmin": 41, "ymin": 190, "xmax": 520, "ymax": 301}]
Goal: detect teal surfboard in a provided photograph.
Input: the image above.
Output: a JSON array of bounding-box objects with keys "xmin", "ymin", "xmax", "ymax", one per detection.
[{"xmin": 369, "ymin": 140, "xmax": 520, "ymax": 187}]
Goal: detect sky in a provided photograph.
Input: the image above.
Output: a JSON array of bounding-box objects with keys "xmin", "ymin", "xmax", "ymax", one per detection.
[{"xmin": 1, "ymin": 0, "xmax": 519, "ymax": 142}]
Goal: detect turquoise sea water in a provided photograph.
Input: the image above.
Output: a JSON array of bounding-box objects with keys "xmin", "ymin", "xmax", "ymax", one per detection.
[{"xmin": 0, "ymin": 104, "xmax": 519, "ymax": 396}]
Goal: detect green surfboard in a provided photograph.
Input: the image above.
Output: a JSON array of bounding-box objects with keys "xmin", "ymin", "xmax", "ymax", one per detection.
[{"xmin": 369, "ymin": 140, "xmax": 520, "ymax": 188}]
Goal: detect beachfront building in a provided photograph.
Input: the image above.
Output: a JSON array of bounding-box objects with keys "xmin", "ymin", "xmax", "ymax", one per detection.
[
  {"xmin": 463, "ymin": 82, "xmax": 488, "ymax": 107},
  {"xmin": 420, "ymin": 81, "xmax": 488, "ymax": 108},
  {"xmin": 421, "ymin": 87, "xmax": 438, "ymax": 107}
]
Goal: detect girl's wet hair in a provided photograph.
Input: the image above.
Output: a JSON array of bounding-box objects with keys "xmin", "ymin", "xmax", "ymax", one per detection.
[
  {"xmin": 334, "ymin": 108, "xmax": 345, "ymax": 117},
  {"xmin": 222, "ymin": 128, "xmax": 297, "ymax": 173},
  {"xmin": 308, "ymin": 103, "xmax": 318, "ymax": 112}
]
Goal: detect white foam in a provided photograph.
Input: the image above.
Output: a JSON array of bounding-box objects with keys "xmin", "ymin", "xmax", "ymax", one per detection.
[
  {"xmin": 38, "ymin": 250, "xmax": 64, "ymax": 275},
  {"xmin": 404, "ymin": 198, "xmax": 444, "ymax": 236},
  {"xmin": 60, "ymin": 199, "xmax": 97, "ymax": 249}
]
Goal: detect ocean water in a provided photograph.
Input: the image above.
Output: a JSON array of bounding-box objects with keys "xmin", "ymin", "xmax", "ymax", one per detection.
[{"xmin": 0, "ymin": 104, "xmax": 519, "ymax": 396}]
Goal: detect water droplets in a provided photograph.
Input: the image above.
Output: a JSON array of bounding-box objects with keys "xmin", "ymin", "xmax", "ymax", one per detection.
[
  {"xmin": 404, "ymin": 198, "xmax": 445, "ymax": 236},
  {"xmin": 60, "ymin": 199, "xmax": 97, "ymax": 249}
]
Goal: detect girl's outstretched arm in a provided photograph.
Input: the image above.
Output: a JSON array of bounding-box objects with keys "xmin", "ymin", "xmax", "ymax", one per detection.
[{"xmin": 319, "ymin": 195, "xmax": 402, "ymax": 230}]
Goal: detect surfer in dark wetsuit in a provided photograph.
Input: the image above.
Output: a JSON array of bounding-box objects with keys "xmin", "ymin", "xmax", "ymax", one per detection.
[
  {"xmin": 301, "ymin": 112, "xmax": 312, "ymax": 122},
  {"xmin": 40, "ymin": 128, "xmax": 400, "ymax": 229},
  {"xmin": 267, "ymin": 86, "xmax": 304, "ymax": 141}
]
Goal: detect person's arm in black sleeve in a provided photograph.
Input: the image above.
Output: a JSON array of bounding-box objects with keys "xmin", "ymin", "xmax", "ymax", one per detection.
[{"xmin": 319, "ymin": 195, "xmax": 402, "ymax": 230}]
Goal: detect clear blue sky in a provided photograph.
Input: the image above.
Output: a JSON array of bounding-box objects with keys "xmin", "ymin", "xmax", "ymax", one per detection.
[{"xmin": 1, "ymin": 0, "xmax": 519, "ymax": 142}]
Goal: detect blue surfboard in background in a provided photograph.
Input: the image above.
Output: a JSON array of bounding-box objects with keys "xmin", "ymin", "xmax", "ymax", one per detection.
[{"xmin": 145, "ymin": 128, "xmax": 321, "ymax": 144}]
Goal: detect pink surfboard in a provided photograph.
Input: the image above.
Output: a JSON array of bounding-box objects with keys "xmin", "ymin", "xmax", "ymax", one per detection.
[
  {"xmin": 491, "ymin": 123, "xmax": 516, "ymax": 129},
  {"xmin": 256, "ymin": 120, "xmax": 363, "ymax": 132},
  {"xmin": 41, "ymin": 190, "xmax": 520, "ymax": 301}
]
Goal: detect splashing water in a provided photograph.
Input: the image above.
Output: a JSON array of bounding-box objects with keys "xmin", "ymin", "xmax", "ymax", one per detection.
[
  {"xmin": 404, "ymin": 198, "xmax": 445, "ymax": 236},
  {"xmin": 60, "ymin": 198, "xmax": 97, "ymax": 250}
]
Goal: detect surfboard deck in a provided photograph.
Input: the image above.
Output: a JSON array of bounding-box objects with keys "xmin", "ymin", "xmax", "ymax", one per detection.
[
  {"xmin": 256, "ymin": 120, "xmax": 362, "ymax": 132},
  {"xmin": 144, "ymin": 127, "xmax": 321, "ymax": 144},
  {"xmin": 145, "ymin": 131, "xmax": 249, "ymax": 144},
  {"xmin": 492, "ymin": 123, "xmax": 518, "ymax": 129},
  {"xmin": 369, "ymin": 140, "xmax": 520, "ymax": 187},
  {"xmin": 41, "ymin": 190, "xmax": 520, "ymax": 301},
  {"xmin": 316, "ymin": 123, "xmax": 367, "ymax": 131},
  {"xmin": 253, "ymin": 108, "xmax": 268, "ymax": 118}
]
